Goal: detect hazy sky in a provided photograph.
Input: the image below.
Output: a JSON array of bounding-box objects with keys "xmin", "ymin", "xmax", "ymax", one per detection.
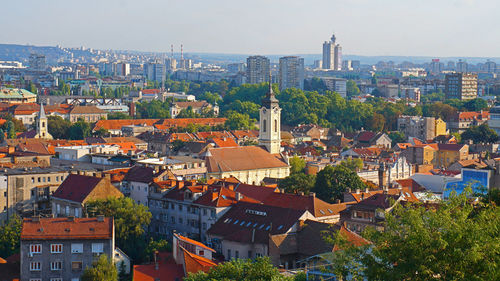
[{"xmin": 2, "ymin": 0, "xmax": 500, "ymax": 57}]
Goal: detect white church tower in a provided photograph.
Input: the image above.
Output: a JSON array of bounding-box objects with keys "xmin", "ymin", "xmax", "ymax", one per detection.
[
  {"xmin": 259, "ymin": 74, "xmax": 281, "ymax": 154},
  {"xmin": 34, "ymin": 103, "xmax": 53, "ymax": 139}
]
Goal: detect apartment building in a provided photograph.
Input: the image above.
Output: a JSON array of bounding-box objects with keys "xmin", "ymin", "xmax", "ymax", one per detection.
[{"xmin": 445, "ymin": 73, "xmax": 478, "ymax": 100}]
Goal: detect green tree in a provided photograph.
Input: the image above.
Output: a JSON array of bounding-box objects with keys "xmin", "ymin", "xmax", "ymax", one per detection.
[
  {"xmin": 346, "ymin": 80, "xmax": 361, "ymax": 97},
  {"xmin": 86, "ymin": 197, "xmax": 152, "ymax": 262},
  {"xmin": 312, "ymin": 165, "xmax": 366, "ymax": 203},
  {"xmin": 176, "ymin": 107, "xmax": 201, "ymax": 118},
  {"xmin": 339, "ymin": 158, "xmax": 363, "ymax": 172},
  {"xmin": 422, "ymin": 102, "xmax": 457, "ymax": 120},
  {"xmin": 278, "ymin": 173, "xmax": 316, "ymax": 195},
  {"xmin": 200, "ymin": 91, "xmax": 222, "ymax": 105},
  {"xmin": 81, "ymin": 254, "xmax": 118, "ymax": 281},
  {"xmin": 0, "ymin": 215, "xmax": 22, "ymax": 258},
  {"xmin": 47, "ymin": 116, "xmax": 71, "ymax": 139},
  {"xmin": 0, "ymin": 128, "xmax": 4, "ymax": 143},
  {"xmin": 6, "ymin": 121, "xmax": 16, "ymax": 139},
  {"xmin": 461, "ymin": 123, "xmax": 498, "ymax": 143},
  {"xmin": 144, "ymin": 238, "xmax": 170, "ymax": 262},
  {"xmin": 224, "ymin": 111, "xmax": 256, "ymax": 130},
  {"xmin": 289, "ymin": 156, "xmax": 306, "ymax": 174},
  {"xmin": 185, "ymin": 257, "xmax": 294, "ymax": 281},
  {"xmin": 68, "ymin": 119, "xmax": 92, "ymax": 140},
  {"xmin": 464, "ymin": 98, "xmax": 488, "ymax": 111},
  {"xmin": 388, "ymin": 131, "xmax": 406, "ymax": 146},
  {"xmin": 108, "ymin": 112, "xmax": 131, "ymax": 120}
]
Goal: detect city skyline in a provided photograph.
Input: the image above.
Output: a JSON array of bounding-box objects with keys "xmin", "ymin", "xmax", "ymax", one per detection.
[{"xmin": 2, "ymin": 0, "xmax": 500, "ymax": 57}]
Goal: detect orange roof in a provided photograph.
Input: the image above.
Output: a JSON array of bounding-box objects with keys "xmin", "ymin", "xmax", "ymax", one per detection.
[
  {"xmin": 107, "ymin": 142, "xmax": 136, "ymax": 153},
  {"xmin": 0, "ymin": 118, "xmax": 6, "ymax": 126},
  {"xmin": 349, "ymin": 187, "xmax": 419, "ymax": 203},
  {"xmin": 21, "ymin": 217, "xmax": 113, "ymax": 240},
  {"xmin": 94, "ymin": 119, "xmax": 160, "ymax": 131},
  {"xmin": 103, "ymin": 168, "xmax": 131, "ymax": 182},
  {"xmin": 141, "ymin": 89, "xmax": 161, "ymax": 95},
  {"xmin": 154, "ymin": 118, "xmax": 226, "ymax": 131},
  {"xmin": 210, "ymin": 137, "xmax": 238, "ymax": 148},
  {"xmin": 182, "ymin": 248, "xmax": 217, "ymax": 275},
  {"xmin": 230, "ymin": 130, "xmax": 259, "ymax": 139},
  {"xmin": 0, "ymin": 257, "xmax": 6, "ymax": 264},
  {"xmin": 333, "ymin": 224, "xmax": 371, "ymax": 251},
  {"xmin": 133, "ymin": 252, "xmax": 184, "ymax": 281},
  {"xmin": 176, "ymin": 234, "xmax": 215, "ymax": 252},
  {"xmin": 206, "ymin": 146, "xmax": 288, "ymax": 173}
]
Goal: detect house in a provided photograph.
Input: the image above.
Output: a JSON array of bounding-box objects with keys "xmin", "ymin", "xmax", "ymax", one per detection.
[
  {"xmin": 20, "ymin": 216, "xmax": 114, "ymax": 281},
  {"xmin": 132, "ymin": 252, "xmax": 184, "ymax": 281},
  {"xmin": 0, "ymin": 88, "xmax": 37, "ymax": 104},
  {"xmin": 355, "ymin": 131, "xmax": 392, "ymax": 149},
  {"xmin": 94, "ymin": 119, "xmax": 160, "ymax": 136},
  {"xmin": 205, "ymin": 146, "xmax": 290, "ymax": 185},
  {"xmin": 397, "ymin": 116, "xmax": 447, "ymax": 141},
  {"xmin": 435, "ymin": 143, "xmax": 469, "ymax": 168},
  {"xmin": 291, "ymin": 124, "xmax": 329, "ymax": 141},
  {"xmin": 51, "ymin": 174, "xmax": 123, "ymax": 218},
  {"xmin": 68, "ymin": 106, "xmax": 108, "ymax": 123},
  {"xmin": 447, "ymin": 111, "xmax": 489, "ymax": 133},
  {"xmin": 206, "ymin": 202, "xmax": 314, "ymax": 261},
  {"xmin": 172, "ymin": 233, "xmax": 216, "ymax": 274},
  {"xmin": 137, "ymin": 156, "xmax": 206, "ymax": 180},
  {"xmin": 124, "ymin": 166, "xmax": 172, "ymax": 205},
  {"xmin": 54, "ymin": 145, "xmax": 120, "ymax": 162},
  {"xmin": 169, "ymin": 101, "xmax": 219, "ymax": 118}
]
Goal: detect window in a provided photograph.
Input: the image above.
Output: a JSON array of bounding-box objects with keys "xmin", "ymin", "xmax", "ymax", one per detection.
[
  {"xmin": 248, "ymin": 251, "xmax": 252, "ymax": 259},
  {"xmin": 227, "ymin": 249, "xmax": 231, "ymax": 259},
  {"xmin": 56, "ymin": 204, "xmax": 60, "ymax": 214},
  {"xmin": 51, "ymin": 261, "xmax": 62, "ymax": 270},
  {"xmin": 202, "ymin": 222, "xmax": 207, "ymax": 230},
  {"xmin": 171, "ymin": 216, "xmax": 175, "ymax": 224},
  {"xmin": 274, "ymin": 119, "xmax": 278, "ymax": 132},
  {"xmin": 235, "ymin": 250, "xmax": 239, "ymax": 259},
  {"xmin": 263, "ymin": 119, "xmax": 267, "ymax": 132},
  {"xmin": 30, "ymin": 262, "xmax": 41, "ymax": 271},
  {"xmin": 72, "ymin": 243, "xmax": 83, "ymax": 253},
  {"xmin": 30, "ymin": 279, "xmax": 42, "ymax": 281},
  {"xmin": 75, "ymin": 208, "xmax": 80, "ymax": 218},
  {"xmin": 30, "ymin": 244, "xmax": 42, "ymax": 254},
  {"xmin": 72, "ymin": 261, "xmax": 83, "ymax": 271},
  {"xmin": 50, "ymin": 279, "xmax": 63, "ymax": 281},
  {"xmin": 51, "ymin": 244, "xmax": 63, "ymax": 253},
  {"xmin": 65, "ymin": 206, "xmax": 70, "ymax": 216},
  {"xmin": 198, "ymin": 250, "xmax": 204, "ymax": 256},
  {"xmin": 179, "ymin": 218, "xmax": 183, "ymax": 224},
  {"xmin": 92, "ymin": 243, "xmax": 104, "ymax": 254}
]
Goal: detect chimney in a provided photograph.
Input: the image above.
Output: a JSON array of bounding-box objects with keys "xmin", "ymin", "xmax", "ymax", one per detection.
[
  {"xmin": 365, "ymin": 187, "xmax": 369, "ymax": 193},
  {"xmin": 7, "ymin": 146, "xmax": 15, "ymax": 154},
  {"xmin": 235, "ymin": 192, "xmax": 242, "ymax": 201},
  {"xmin": 335, "ymin": 199, "xmax": 341, "ymax": 204},
  {"xmin": 97, "ymin": 215, "xmax": 104, "ymax": 222},
  {"xmin": 154, "ymin": 250, "xmax": 159, "ymax": 270},
  {"xmin": 310, "ymin": 192, "xmax": 316, "ymax": 198},
  {"xmin": 355, "ymin": 188, "xmax": 360, "ymax": 194}
]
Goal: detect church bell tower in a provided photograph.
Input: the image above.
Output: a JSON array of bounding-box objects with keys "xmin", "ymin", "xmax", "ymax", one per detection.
[{"xmin": 259, "ymin": 74, "xmax": 281, "ymax": 154}]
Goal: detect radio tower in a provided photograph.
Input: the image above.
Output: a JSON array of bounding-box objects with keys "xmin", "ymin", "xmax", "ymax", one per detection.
[
  {"xmin": 180, "ymin": 44, "xmax": 184, "ymax": 60},
  {"xmin": 171, "ymin": 44, "xmax": 174, "ymax": 58}
]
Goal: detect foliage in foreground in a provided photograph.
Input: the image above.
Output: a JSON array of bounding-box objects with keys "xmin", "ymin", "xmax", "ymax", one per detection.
[
  {"xmin": 81, "ymin": 254, "xmax": 118, "ymax": 281},
  {"xmin": 322, "ymin": 188, "xmax": 500, "ymax": 280}
]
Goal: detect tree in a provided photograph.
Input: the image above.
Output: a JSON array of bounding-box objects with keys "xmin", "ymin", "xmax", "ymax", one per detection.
[
  {"xmin": 47, "ymin": 116, "xmax": 71, "ymax": 139},
  {"xmin": 81, "ymin": 254, "xmax": 118, "ymax": 281},
  {"xmin": 86, "ymin": 197, "xmax": 152, "ymax": 262},
  {"xmin": 144, "ymin": 238, "xmax": 170, "ymax": 262},
  {"xmin": 6, "ymin": 121, "xmax": 16, "ymax": 139},
  {"xmin": 365, "ymin": 113, "xmax": 385, "ymax": 132},
  {"xmin": 461, "ymin": 123, "xmax": 498, "ymax": 143},
  {"xmin": 312, "ymin": 165, "xmax": 366, "ymax": 203},
  {"xmin": 68, "ymin": 119, "xmax": 92, "ymax": 140},
  {"xmin": 185, "ymin": 257, "xmax": 294, "ymax": 281},
  {"xmin": 0, "ymin": 128, "xmax": 4, "ymax": 143},
  {"xmin": 278, "ymin": 173, "xmax": 316, "ymax": 195},
  {"xmin": 359, "ymin": 189, "xmax": 500, "ymax": 281},
  {"xmin": 200, "ymin": 91, "xmax": 222, "ymax": 105},
  {"xmin": 224, "ymin": 111, "xmax": 256, "ymax": 130},
  {"xmin": 176, "ymin": 107, "xmax": 201, "ymax": 118},
  {"xmin": 108, "ymin": 112, "xmax": 131, "ymax": 120},
  {"xmin": 464, "ymin": 98, "xmax": 488, "ymax": 111},
  {"xmin": 0, "ymin": 215, "xmax": 22, "ymax": 258},
  {"xmin": 339, "ymin": 158, "xmax": 363, "ymax": 172},
  {"xmin": 388, "ymin": 131, "xmax": 406, "ymax": 146},
  {"xmin": 346, "ymin": 80, "xmax": 360, "ymax": 97},
  {"xmin": 289, "ymin": 156, "xmax": 306, "ymax": 174}
]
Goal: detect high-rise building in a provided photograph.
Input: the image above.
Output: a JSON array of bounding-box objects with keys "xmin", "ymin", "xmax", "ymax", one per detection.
[
  {"xmin": 322, "ymin": 34, "xmax": 342, "ymax": 70},
  {"xmin": 456, "ymin": 60, "xmax": 468, "ymax": 72},
  {"xmin": 429, "ymin": 59, "xmax": 444, "ymax": 74},
  {"xmin": 144, "ymin": 61, "xmax": 166, "ymax": 83},
  {"xmin": 165, "ymin": 58, "xmax": 177, "ymax": 71},
  {"xmin": 313, "ymin": 60, "xmax": 323, "ymax": 69},
  {"xmin": 321, "ymin": 78, "xmax": 347, "ymax": 97},
  {"xmin": 485, "ymin": 60, "xmax": 497, "ymax": 73},
  {"xmin": 259, "ymin": 77, "xmax": 281, "ymax": 154},
  {"xmin": 116, "ymin": 63, "xmax": 130, "ymax": 76},
  {"xmin": 278, "ymin": 56, "xmax": 304, "ymax": 90},
  {"xmin": 445, "ymin": 73, "xmax": 478, "ymax": 100},
  {"xmin": 246, "ymin": 56, "xmax": 270, "ymax": 84},
  {"xmin": 29, "ymin": 53, "xmax": 46, "ymax": 71},
  {"xmin": 227, "ymin": 63, "xmax": 246, "ymax": 73}
]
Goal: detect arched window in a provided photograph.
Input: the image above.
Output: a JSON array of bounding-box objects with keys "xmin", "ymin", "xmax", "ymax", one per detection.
[
  {"xmin": 42, "ymin": 122, "xmax": 45, "ymax": 128},
  {"xmin": 263, "ymin": 120, "xmax": 266, "ymax": 132},
  {"xmin": 274, "ymin": 119, "xmax": 278, "ymax": 133}
]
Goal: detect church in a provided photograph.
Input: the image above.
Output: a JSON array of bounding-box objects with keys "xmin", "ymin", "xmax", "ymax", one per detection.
[
  {"xmin": 205, "ymin": 78, "xmax": 290, "ymax": 184},
  {"xmin": 34, "ymin": 103, "xmax": 53, "ymax": 139}
]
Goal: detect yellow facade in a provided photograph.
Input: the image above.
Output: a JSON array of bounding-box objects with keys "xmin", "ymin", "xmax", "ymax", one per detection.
[{"xmin": 435, "ymin": 118, "xmax": 447, "ymax": 137}]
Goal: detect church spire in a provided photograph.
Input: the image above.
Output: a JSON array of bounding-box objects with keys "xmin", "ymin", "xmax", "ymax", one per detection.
[
  {"xmin": 39, "ymin": 102, "xmax": 46, "ymax": 119},
  {"xmin": 262, "ymin": 72, "xmax": 278, "ymax": 108}
]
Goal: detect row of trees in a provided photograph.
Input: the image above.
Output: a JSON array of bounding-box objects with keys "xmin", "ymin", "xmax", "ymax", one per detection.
[{"xmin": 47, "ymin": 116, "xmax": 108, "ymax": 139}]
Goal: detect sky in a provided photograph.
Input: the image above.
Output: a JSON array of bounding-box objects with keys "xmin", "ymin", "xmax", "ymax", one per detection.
[{"xmin": 2, "ymin": 0, "xmax": 500, "ymax": 57}]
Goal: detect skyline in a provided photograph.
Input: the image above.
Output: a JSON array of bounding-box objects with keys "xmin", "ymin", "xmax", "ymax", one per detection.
[{"xmin": 2, "ymin": 0, "xmax": 500, "ymax": 57}]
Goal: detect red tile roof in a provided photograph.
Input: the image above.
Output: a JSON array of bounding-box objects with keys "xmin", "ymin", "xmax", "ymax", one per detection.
[
  {"xmin": 206, "ymin": 146, "xmax": 288, "ymax": 173},
  {"xmin": 175, "ymin": 234, "xmax": 215, "ymax": 252},
  {"xmin": 52, "ymin": 174, "xmax": 103, "ymax": 203},
  {"xmin": 357, "ymin": 131, "xmax": 376, "ymax": 142},
  {"xmin": 94, "ymin": 119, "xmax": 160, "ymax": 131},
  {"xmin": 133, "ymin": 252, "xmax": 184, "ymax": 281},
  {"xmin": 154, "ymin": 118, "xmax": 226, "ymax": 131},
  {"xmin": 141, "ymin": 89, "xmax": 161, "ymax": 95},
  {"xmin": 210, "ymin": 138, "xmax": 238, "ymax": 148},
  {"xmin": 182, "ymin": 248, "xmax": 216, "ymax": 274},
  {"xmin": 21, "ymin": 217, "xmax": 113, "ymax": 240}
]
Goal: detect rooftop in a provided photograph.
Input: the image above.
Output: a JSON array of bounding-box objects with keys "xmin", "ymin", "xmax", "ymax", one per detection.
[{"xmin": 21, "ymin": 217, "xmax": 113, "ymax": 240}]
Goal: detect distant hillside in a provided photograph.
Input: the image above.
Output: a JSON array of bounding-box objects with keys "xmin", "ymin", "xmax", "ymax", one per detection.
[{"xmin": 0, "ymin": 44, "xmax": 70, "ymax": 64}]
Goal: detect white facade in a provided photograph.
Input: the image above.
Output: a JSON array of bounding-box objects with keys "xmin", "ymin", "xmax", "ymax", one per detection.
[{"xmin": 55, "ymin": 145, "xmax": 120, "ymax": 162}]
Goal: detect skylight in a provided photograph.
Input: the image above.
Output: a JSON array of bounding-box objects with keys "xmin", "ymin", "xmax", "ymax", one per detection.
[
  {"xmin": 320, "ymin": 210, "xmax": 325, "ymax": 215},
  {"xmin": 240, "ymin": 221, "xmax": 246, "ymax": 226},
  {"xmin": 328, "ymin": 209, "xmax": 333, "ymax": 213},
  {"xmin": 259, "ymin": 224, "xmax": 265, "ymax": 229},
  {"xmin": 246, "ymin": 222, "xmax": 252, "ymax": 227},
  {"xmin": 233, "ymin": 219, "xmax": 239, "ymax": 224},
  {"xmin": 277, "ymin": 225, "xmax": 283, "ymax": 230},
  {"xmin": 265, "ymin": 225, "xmax": 271, "ymax": 231}
]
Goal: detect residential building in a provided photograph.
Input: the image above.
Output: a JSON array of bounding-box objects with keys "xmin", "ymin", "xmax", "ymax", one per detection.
[
  {"xmin": 55, "ymin": 144, "xmax": 120, "ymax": 162},
  {"xmin": 354, "ymin": 131, "xmax": 392, "ymax": 149},
  {"xmin": 144, "ymin": 61, "xmax": 166, "ymax": 83},
  {"xmin": 172, "ymin": 233, "xmax": 216, "ymax": 274},
  {"xmin": 0, "ymin": 88, "xmax": 37, "ymax": 104},
  {"xmin": 68, "ymin": 106, "xmax": 107, "ymax": 123},
  {"xmin": 51, "ymin": 174, "xmax": 123, "ymax": 218},
  {"xmin": 322, "ymin": 34, "xmax": 342, "ymax": 70},
  {"xmin": 397, "ymin": 116, "xmax": 447, "ymax": 141},
  {"xmin": 227, "ymin": 63, "xmax": 245, "ymax": 73},
  {"xmin": 445, "ymin": 73, "xmax": 478, "ymax": 100},
  {"xmin": 28, "ymin": 53, "xmax": 46, "ymax": 71},
  {"xmin": 169, "ymin": 101, "xmax": 219, "ymax": 118},
  {"xmin": 321, "ymin": 78, "xmax": 347, "ymax": 97},
  {"xmin": 435, "ymin": 143, "xmax": 469, "ymax": 168},
  {"xmin": 124, "ymin": 165, "xmax": 171, "ymax": 205},
  {"xmin": 259, "ymin": 79, "xmax": 281, "ymax": 154},
  {"xmin": 278, "ymin": 56, "xmax": 304, "ymax": 90},
  {"xmin": 489, "ymin": 106, "xmax": 500, "ymax": 134},
  {"xmin": 246, "ymin": 56, "xmax": 270, "ymax": 84},
  {"xmin": 447, "ymin": 111, "xmax": 489, "ymax": 133},
  {"xmin": 207, "ymin": 202, "xmax": 314, "ymax": 261},
  {"xmin": 20, "ymin": 216, "xmax": 114, "ymax": 281},
  {"xmin": 136, "ymin": 156, "xmax": 206, "ymax": 180}
]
